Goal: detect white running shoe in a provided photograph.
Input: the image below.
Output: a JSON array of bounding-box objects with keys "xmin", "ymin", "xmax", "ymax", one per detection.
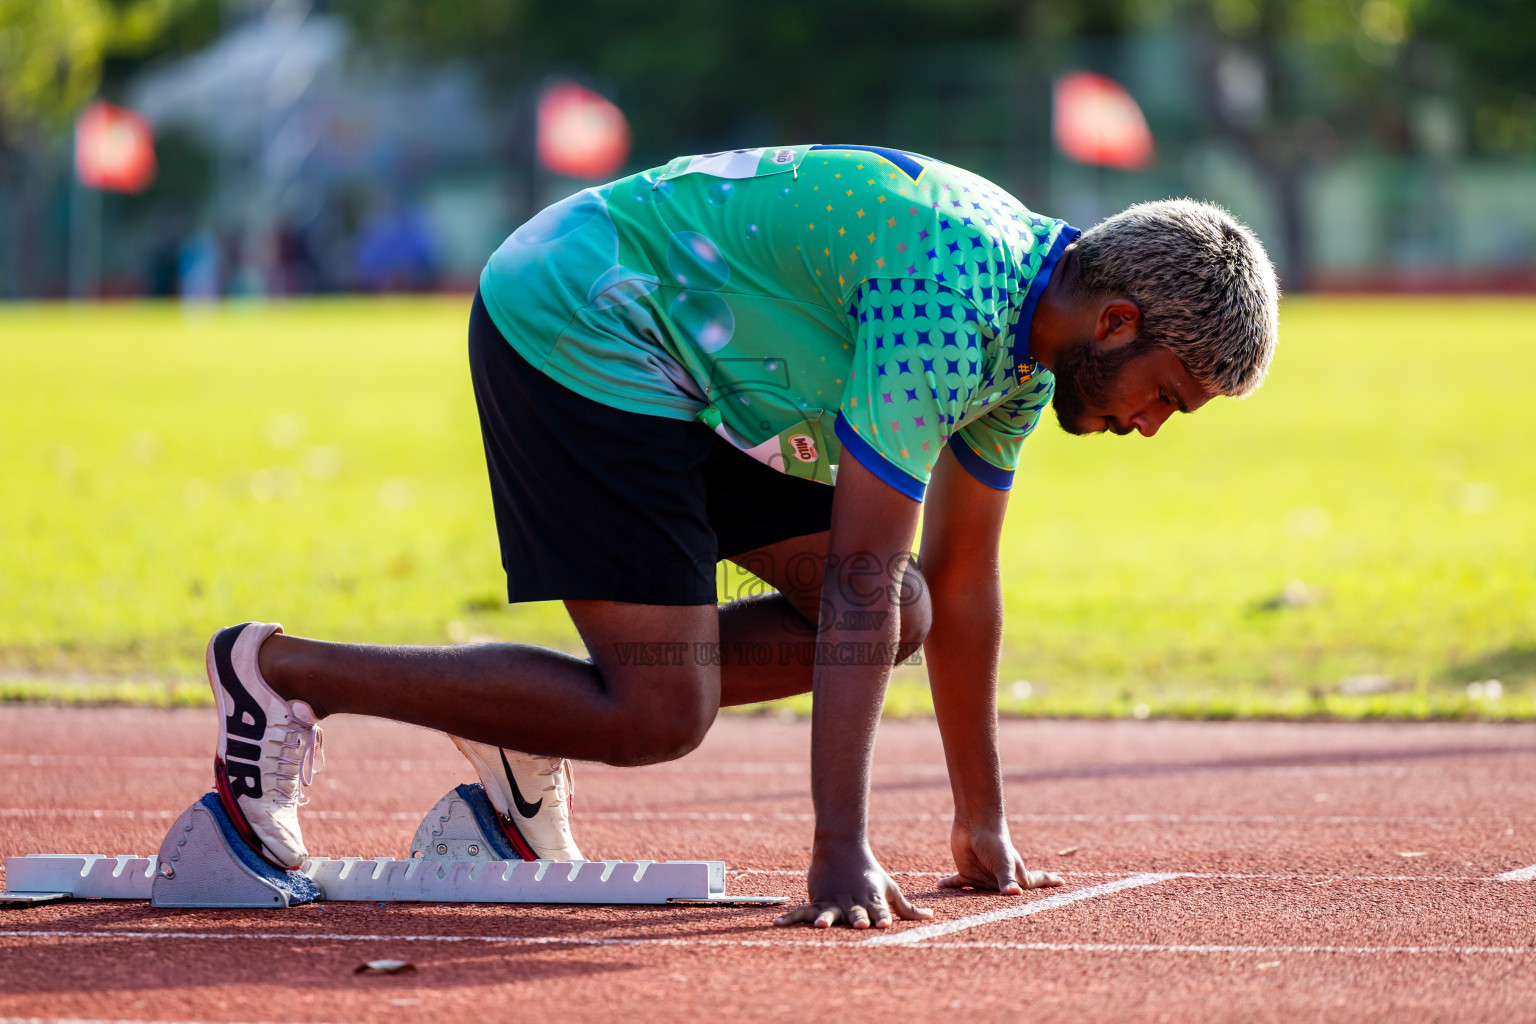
[
  {"xmin": 450, "ymin": 737, "xmax": 582, "ymax": 861},
  {"xmin": 206, "ymin": 622, "xmax": 324, "ymax": 870}
]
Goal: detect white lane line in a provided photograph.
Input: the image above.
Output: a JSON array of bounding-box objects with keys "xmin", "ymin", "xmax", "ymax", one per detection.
[
  {"xmin": 911, "ymin": 941, "xmax": 1536, "ymax": 955},
  {"xmin": 585, "ymin": 811, "xmax": 1526, "ymax": 825},
  {"xmin": 0, "ymin": 861, "xmax": 1507, "ymax": 887},
  {"xmin": 0, "ymin": 928, "xmax": 811, "ymax": 948},
  {"xmin": 0, "ymin": 756, "xmax": 805, "ymax": 775},
  {"xmin": 0, "ymin": 754, "xmax": 1485, "ymax": 779},
  {"xmin": 1001, "ymin": 813, "xmax": 1526, "ymax": 826},
  {"xmin": 5, "ymin": 930, "xmax": 1530, "ymax": 958},
  {"xmin": 5, "ymin": 807, "xmax": 1525, "ymax": 827},
  {"xmin": 732, "ymin": 869, "xmax": 1523, "ymax": 883},
  {"xmin": 864, "ymin": 873, "xmax": 1179, "ymax": 946},
  {"xmin": 0, "ymin": 755, "xmax": 464, "ymax": 772},
  {"xmin": 0, "ymin": 808, "xmax": 417, "ymax": 822},
  {"xmin": 0, "ymin": 1018, "xmax": 351, "ymax": 1024}
]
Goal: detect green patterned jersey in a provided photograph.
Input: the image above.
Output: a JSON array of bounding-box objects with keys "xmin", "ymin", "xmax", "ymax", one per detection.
[{"xmin": 479, "ymin": 145, "xmax": 1078, "ymax": 500}]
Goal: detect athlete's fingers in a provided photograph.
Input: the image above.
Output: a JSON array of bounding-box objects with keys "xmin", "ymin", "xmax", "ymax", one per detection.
[
  {"xmin": 996, "ymin": 864, "xmax": 1025, "ymax": 896},
  {"xmin": 1024, "ymin": 870, "xmax": 1065, "ymax": 889},
  {"xmin": 814, "ymin": 906, "xmax": 842, "ymax": 929},
  {"xmin": 888, "ymin": 886, "xmax": 934, "ymax": 921},
  {"xmin": 936, "ymin": 873, "xmax": 969, "ymax": 889},
  {"xmin": 774, "ymin": 902, "xmax": 824, "ymax": 926},
  {"xmin": 872, "ymin": 901, "xmax": 894, "ymax": 928},
  {"xmin": 847, "ymin": 904, "xmax": 872, "ymax": 930}
]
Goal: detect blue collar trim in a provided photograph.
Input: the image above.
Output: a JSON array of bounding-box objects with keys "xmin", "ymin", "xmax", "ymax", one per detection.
[{"xmin": 1011, "ymin": 223, "xmax": 1080, "ymax": 386}]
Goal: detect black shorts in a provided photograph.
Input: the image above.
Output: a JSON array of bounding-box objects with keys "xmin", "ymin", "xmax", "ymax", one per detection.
[{"xmin": 468, "ymin": 291, "xmax": 834, "ymax": 606}]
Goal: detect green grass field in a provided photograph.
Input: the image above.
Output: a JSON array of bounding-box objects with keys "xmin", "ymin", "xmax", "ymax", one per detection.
[{"xmin": 2, "ymin": 296, "xmax": 1533, "ymax": 719}]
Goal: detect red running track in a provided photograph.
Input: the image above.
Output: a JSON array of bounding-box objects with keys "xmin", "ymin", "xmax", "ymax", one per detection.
[{"xmin": 1, "ymin": 705, "xmax": 1534, "ymax": 1022}]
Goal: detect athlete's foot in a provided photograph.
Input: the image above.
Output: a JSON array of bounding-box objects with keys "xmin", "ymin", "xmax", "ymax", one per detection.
[
  {"xmin": 206, "ymin": 622, "xmax": 325, "ymax": 869},
  {"xmin": 450, "ymin": 736, "xmax": 583, "ymax": 861}
]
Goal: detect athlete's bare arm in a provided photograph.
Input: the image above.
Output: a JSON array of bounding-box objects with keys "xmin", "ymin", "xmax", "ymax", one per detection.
[
  {"xmin": 920, "ymin": 448, "xmax": 1063, "ymax": 893},
  {"xmin": 773, "ymin": 452, "xmax": 934, "ymax": 929}
]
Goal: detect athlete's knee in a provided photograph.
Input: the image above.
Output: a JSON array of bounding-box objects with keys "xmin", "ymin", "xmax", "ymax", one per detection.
[
  {"xmin": 605, "ymin": 705, "xmax": 716, "ymax": 766},
  {"xmin": 896, "ymin": 564, "xmax": 932, "ymax": 653},
  {"xmin": 601, "ymin": 670, "xmax": 719, "ymax": 767}
]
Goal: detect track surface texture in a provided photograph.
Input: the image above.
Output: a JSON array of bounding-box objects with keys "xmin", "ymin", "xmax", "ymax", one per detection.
[{"xmin": 2, "ymin": 706, "xmax": 1534, "ymax": 1023}]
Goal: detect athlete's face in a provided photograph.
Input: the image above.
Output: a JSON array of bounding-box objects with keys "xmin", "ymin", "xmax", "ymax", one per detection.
[{"xmin": 1051, "ymin": 342, "xmax": 1214, "ymax": 437}]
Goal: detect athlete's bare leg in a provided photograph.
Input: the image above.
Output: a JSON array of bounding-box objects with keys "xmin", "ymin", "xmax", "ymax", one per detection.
[
  {"xmin": 258, "ymin": 601, "xmax": 718, "ymax": 767},
  {"xmin": 256, "ymin": 531, "xmax": 929, "ymax": 766},
  {"xmin": 717, "ymin": 531, "xmax": 930, "ymax": 706}
]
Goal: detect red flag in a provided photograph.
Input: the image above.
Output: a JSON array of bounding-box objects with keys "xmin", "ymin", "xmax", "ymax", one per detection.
[
  {"xmin": 1052, "ymin": 72, "xmax": 1155, "ymax": 172},
  {"xmin": 537, "ymin": 82, "xmax": 631, "ymax": 180},
  {"xmin": 75, "ymin": 101, "xmax": 158, "ymax": 193}
]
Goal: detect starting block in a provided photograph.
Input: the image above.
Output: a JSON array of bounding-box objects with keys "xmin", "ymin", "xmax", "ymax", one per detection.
[
  {"xmin": 408, "ymin": 783, "xmax": 524, "ymax": 863},
  {"xmin": 1, "ymin": 785, "xmax": 786, "ymax": 909}
]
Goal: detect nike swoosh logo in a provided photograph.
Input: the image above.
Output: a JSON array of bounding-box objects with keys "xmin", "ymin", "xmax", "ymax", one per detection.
[{"xmin": 499, "ymin": 748, "xmax": 544, "ymax": 819}]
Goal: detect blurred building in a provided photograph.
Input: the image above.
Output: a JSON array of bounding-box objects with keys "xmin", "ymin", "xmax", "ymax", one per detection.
[
  {"xmin": 2, "ymin": 6, "xmax": 1533, "ymax": 298},
  {"xmin": 123, "ymin": 11, "xmax": 523, "ymax": 296}
]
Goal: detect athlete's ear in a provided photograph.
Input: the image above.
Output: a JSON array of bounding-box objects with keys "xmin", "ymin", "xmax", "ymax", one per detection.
[{"xmin": 1093, "ymin": 298, "xmax": 1140, "ymax": 350}]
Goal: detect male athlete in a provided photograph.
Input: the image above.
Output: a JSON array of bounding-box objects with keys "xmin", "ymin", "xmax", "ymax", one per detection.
[{"xmin": 204, "ymin": 145, "xmax": 1278, "ymax": 929}]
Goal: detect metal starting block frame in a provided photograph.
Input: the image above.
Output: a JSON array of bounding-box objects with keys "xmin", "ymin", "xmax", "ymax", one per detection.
[{"xmin": 2, "ymin": 785, "xmax": 786, "ymax": 909}]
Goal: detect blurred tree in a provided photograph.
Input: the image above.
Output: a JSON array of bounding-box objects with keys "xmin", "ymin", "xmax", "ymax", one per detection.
[
  {"xmin": 331, "ymin": 0, "xmax": 1019, "ymax": 159},
  {"xmin": 0, "ymin": 0, "xmax": 222, "ymax": 139},
  {"xmin": 0, "ymin": 0, "xmax": 221, "ymax": 297},
  {"xmin": 1418, "ymin": 0, "xmax": 1536, "ymax": 154},
  {"xmin": 1022, "ymin": 0, "xmax": 1475, "ymax": 284},
  {"xmin": 1419, "ymin": 0, "xmax": 1536, "ymax": 99},
  {"xmin": 1017, "ymin": 0, "xmax": 1318, "ymax": 284}
]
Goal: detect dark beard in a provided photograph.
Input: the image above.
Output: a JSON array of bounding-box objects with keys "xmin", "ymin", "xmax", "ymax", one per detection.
[{"xmin": 1050, "ymin": 340, "xmax": 1147, "ymax": 435}]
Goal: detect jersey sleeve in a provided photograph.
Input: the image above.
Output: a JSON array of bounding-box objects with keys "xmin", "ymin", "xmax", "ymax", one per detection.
[
  {"xmin": 834, "ymin": 277, "xmax": 998, "ymax": 501},
  {"xmin": 947, "ymin": 370, "xmax": 1055, "ymax": 490}
]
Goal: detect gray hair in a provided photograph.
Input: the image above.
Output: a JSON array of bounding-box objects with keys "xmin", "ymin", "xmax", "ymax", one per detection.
[{"xmin": 1073, "ymin": 199, "xmax": 1280, "ymax": 397}]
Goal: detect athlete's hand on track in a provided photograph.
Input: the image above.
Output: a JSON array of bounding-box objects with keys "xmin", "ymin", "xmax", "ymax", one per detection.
[
  {"xmin": 940, "ymin": 822, "xmax": 1064, "ymax": 894},
  {"xmin": 774, "ymin": 842, "xmax": 934, "ymax": 929}
]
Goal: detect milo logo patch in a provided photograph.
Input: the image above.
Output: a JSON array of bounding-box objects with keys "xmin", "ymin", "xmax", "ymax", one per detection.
[{"xmin": 773, "ymin": 418, "xmax": 834, "ymax": 485}]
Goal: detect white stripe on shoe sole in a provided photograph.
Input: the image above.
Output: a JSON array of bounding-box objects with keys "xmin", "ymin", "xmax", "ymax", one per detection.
[{"xmin": 864, "ymin": 872, "xmax": 1179, "ymax": 946}]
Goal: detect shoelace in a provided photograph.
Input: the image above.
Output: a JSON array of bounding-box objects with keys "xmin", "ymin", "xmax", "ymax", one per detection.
[
  {"xmin": 533, "ymin": 758, "xmax": 573, "ymax": 813},
  {"xmin": 271, "ymin": 715, "xmax": 325, "ymax": 807}
]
